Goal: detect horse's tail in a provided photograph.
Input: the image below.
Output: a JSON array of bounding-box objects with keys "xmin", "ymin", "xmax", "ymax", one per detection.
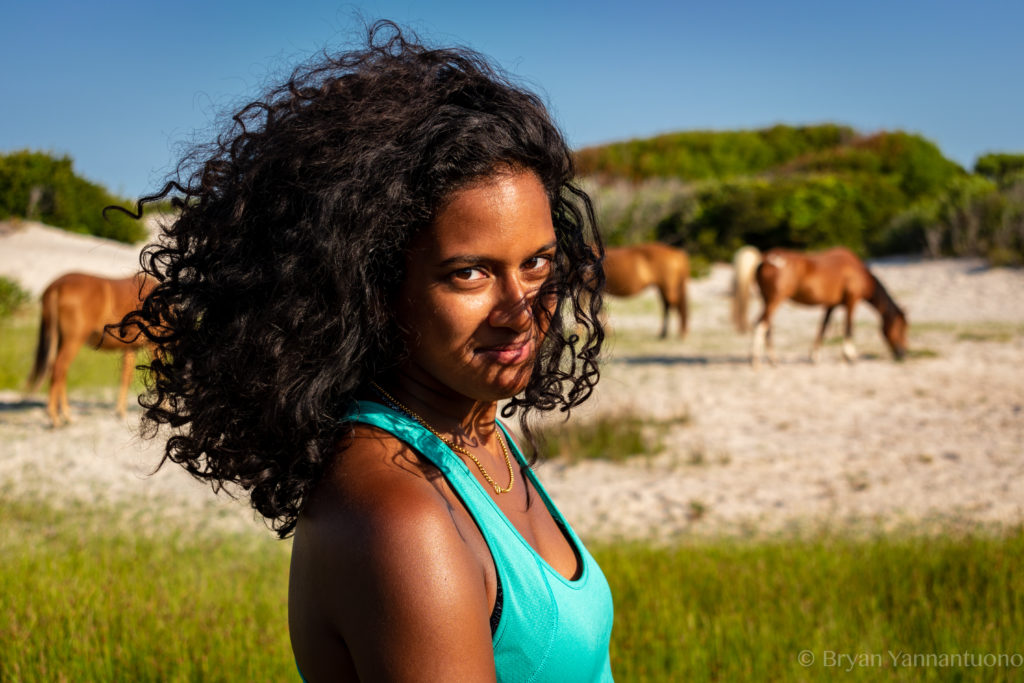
[
  {"xmin": 731, "ymin": 246, "xmax": 762, "ymax": 332},
  {"xmin": 26, "ymin": 284, "xmax": 59, "ymax": 393}
]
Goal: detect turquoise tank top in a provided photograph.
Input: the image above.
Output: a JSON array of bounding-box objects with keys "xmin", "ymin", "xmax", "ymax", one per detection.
[{"xmin": 350, "ymin": 400, "xmax": 615, "ymax": 682}]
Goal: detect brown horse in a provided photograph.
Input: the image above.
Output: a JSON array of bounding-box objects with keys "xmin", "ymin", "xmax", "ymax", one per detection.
[
  {"xmin": 603, "ymin": 243, "xmax": 689, "ymax": 338},
  {"xmin": 26, "ymin": 272, "xmax": 156, "ymax": 426},
  {"xmin": 734, "ymin": 247, "xmax": 908, "ymax": 367}
]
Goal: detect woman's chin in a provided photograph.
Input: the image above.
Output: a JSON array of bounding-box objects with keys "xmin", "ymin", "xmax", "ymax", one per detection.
[{"xmin": 475, "ymin": 365, "xmax": 534, "ymax": 402}]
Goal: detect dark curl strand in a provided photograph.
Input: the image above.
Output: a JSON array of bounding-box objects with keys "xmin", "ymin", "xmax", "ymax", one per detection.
[{"xmin": 112, "ymin": 21, "xmax": 605, "ymax": 538}]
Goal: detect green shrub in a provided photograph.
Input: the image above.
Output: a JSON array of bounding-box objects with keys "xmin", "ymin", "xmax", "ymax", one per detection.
[
  {"xmin": 576, "ymin": 124, "xmax": 856, "ymax": 181},
  {"xmin": 583, "ymin": 177, "xmax": 699, "ymax": 246},
  {"xmin": 652, "ymin": 174, "xmax": 911, "ymax": 262},
  {"xmin": 0, "ymin": 276, "xmax": 30, "ymax": 322},
  {"xmin": 0, "ymin": 150, "xmax": 145, "ymax": 243},
  {"xmin": 975, "ymin": 153, "xmax": 1024, "ymax": 185},
  {"xmin": 779, "ymin": 131, "xmax": 963, "ymax": 199},
  {"xmin": 578, "ymin": 126, "xmax": 973, "ymax": 263}
]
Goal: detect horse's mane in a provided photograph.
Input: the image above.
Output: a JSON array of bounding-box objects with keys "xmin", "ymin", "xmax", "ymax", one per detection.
[{"xmin": 868, "ymin": 273, "xmax": 904, "ymax": 321}]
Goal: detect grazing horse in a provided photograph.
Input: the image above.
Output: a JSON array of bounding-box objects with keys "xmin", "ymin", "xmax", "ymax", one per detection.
[
  {"xmin": 733, "ymin": 247, "xmax": 908, "ymax": 367},
  {"xmin": 26, "ymin": 272, "xmax": 156, "ymax": 426},
  {"xmin": 603, "ymin": 243, "xmax": 689, "ymax": 338}
]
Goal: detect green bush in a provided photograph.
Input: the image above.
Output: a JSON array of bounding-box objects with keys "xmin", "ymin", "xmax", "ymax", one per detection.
[
  {"xmin": 975, "ymin": 153, "xmax": 1024, "ymax": 185},
  {"xmin": 779, "ymin": 131, "xmax": 963, "ymax": 199},
  {"xmin": 583, "ymin": 177, "xmax": 699, "ymax": 246},
  {"xmin": 879, "ymin": 176, "xmax": 1024, "ymax": 264},
  {"xmin": 0, "ymin": 276, "xmax": 30, "ymax": 322},
  {"xmin": 0, "ymin": 150, "xmax": 145, "ymax": 243},
  {"xmin": 576, "ymin": 124, "xmax": 856, "ymax": 181},
  {"xmin": 576, "ymin": 125, "xmax": 1024, "ymax": 266},
  {"xmin": 651, "ymin": 174, "xmax": 910, "ymax": 262}
]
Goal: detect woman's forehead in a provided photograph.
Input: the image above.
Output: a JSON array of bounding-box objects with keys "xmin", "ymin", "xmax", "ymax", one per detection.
[{"xmin": 416, "ymin": 171, "xmax": 555, "ymax": 258}]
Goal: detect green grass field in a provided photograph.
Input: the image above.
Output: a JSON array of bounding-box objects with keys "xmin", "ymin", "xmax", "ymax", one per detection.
[{"xmin": 2, "ymin": 497, "xmax": 1022, "ymax": 681}]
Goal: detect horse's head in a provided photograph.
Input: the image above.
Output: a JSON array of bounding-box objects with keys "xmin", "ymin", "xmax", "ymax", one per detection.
[
  {"xmin": 869, "ymin": 273, "xmax": 908, "ymax": 361},
  {"xmin": 882, "ymin": 307, "xmax": 908, "ymax": 360}
]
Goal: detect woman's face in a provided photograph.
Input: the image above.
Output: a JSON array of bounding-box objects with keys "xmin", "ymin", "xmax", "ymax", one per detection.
[{"xmin": 396, "ymin": 169, "xmax": 557, "ymax": 403}]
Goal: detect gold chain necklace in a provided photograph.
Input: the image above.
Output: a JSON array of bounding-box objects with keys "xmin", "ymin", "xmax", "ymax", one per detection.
[{"xmin": 370, "ymin": 382, "xmax": 515, "ymax": 495}]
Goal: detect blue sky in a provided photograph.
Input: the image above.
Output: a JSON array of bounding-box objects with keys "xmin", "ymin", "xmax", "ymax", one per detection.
[{"xmin": 2, "ymin": 0, "xmax": 1022, "ymax": 198}]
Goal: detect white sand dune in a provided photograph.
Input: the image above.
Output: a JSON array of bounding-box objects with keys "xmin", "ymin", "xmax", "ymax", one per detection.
[{"xmin": 0, "ymin": 221, "xmax": 145, "ymax": 295}]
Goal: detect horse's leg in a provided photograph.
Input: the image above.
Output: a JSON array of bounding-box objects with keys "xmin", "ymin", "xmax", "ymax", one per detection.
[
  {"xmin": 50, "ymin": 335, "xmax": 85, "ymax": 426},
  {"xmin": 658, "ymin": 291, "xmax": 670, "ymax": 339},
  {"xmin": 752, "ymin": 318, "xmax": 768, "ymax": 369},
  {"xmin": 842, "ymin": 299, "xmax": 859, "ymax": 363},
  {"xmin": 754, "ymin": 296, "xmax": 785, "ymax": 368},
  {"xmin": 751, "ymin": 302, "xmax": 773, "ymax": 369},
  {"xmin": 765, "ymin": 320, "xmax": 778, "ymax": 366},
  {"xmin": 676, "ymin": 278, "xmax": 688, "ymax": 338},
  {"xmin": 117, "ymin": 349, "xmax": 136, "ymax": 418},
  {"xmin": 812, "ymin": 306, "xmax": 836, "ymax": 364}
]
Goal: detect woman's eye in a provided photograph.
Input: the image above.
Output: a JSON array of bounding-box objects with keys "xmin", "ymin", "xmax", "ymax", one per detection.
[
  {"xmin": 524, "ymin": 256, "xmax": 552, "ymax": 274},
  {"xmin": 452, "ymin": 267, "xmax": 486, "ymax": 281}
]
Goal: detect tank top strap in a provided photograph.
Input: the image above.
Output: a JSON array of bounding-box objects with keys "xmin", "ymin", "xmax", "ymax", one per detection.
[
  {"xmin": 495, "ymin": 421, "xmax": 583, "ymax": 543},
  {"xmin": 346, "ymin": 400, "xmax": 520, "ymax": 540}
]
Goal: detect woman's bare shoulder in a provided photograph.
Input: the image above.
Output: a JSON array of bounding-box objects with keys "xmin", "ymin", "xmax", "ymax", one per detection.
[
  {"xmin": 290, "ymin": 424, "xmax": 495, "ymax": 680},
  {"xmin": 300, "ymin": 423, "xmax": 453, "ymax": 551}
]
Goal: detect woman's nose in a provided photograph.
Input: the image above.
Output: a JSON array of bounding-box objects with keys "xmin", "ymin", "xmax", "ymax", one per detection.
[{"xmin": 488, "ymin": 277, "xmax": 533, "ymax": 331}]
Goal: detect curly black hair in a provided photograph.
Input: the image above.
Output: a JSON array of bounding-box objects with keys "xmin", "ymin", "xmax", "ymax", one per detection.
[{"xmin": 115, "ymin": 21, "xmax": 604, "ymax": 537}]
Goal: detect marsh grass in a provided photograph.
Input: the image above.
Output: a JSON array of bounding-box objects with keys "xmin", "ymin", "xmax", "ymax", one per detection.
[
  {"xmin": 596, "ymin": 530, "xmax": 1024, "ymax": 681},
  {"xmin": 911, "ymin": 321, "xmax": 1024, "ymax": 338},
  {"xmin": 0, "ymin": 500, "xmax": 292, "ymax": 682},
  {"xmin": 539, "ymin": 411, "xmax": 686, "ymax": 463},
  {"xmin": 956, "ymin": 330, "xmax": 1014, "ymax": 343},
  {"xmin": 3, "ymin": 499, "xmax": 1023, "ymax": 681}
]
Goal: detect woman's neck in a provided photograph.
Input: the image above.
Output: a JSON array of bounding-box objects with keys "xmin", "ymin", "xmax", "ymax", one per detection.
[{"xmin": 374, "ymin": 372, "xmax": 499, "ymax": 444}]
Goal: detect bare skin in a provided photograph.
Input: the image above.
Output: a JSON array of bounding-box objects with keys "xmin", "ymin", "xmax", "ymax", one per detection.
[{"xmin": 289, "ymin": 170, "xmax": 580, "ymax": 681}]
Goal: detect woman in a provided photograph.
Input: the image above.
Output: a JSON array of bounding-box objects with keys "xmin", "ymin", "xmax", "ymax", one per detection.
[{"xmin": 118, "ymin": 22, "xmax": 612, "ymax": 681}]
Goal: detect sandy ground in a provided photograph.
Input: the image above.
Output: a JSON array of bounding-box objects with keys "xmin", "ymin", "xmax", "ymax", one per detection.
[{"xmin": 2, "ymin": 221, "xmax": 1023, "ymax": 542}]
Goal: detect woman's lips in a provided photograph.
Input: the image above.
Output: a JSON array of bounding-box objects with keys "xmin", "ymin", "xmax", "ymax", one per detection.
[{"xmin": 476, "ymin": 339, "xmax": 532, "ymax": 365}]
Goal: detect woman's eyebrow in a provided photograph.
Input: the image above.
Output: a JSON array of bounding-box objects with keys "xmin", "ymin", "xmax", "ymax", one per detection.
[
  {"xmin": 436, "ymin": 254, "xmax": 488, "ymax": 269},
  {"xmin": 436, "ymin": 241, "xmax": 557, "ymax": 269}
]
